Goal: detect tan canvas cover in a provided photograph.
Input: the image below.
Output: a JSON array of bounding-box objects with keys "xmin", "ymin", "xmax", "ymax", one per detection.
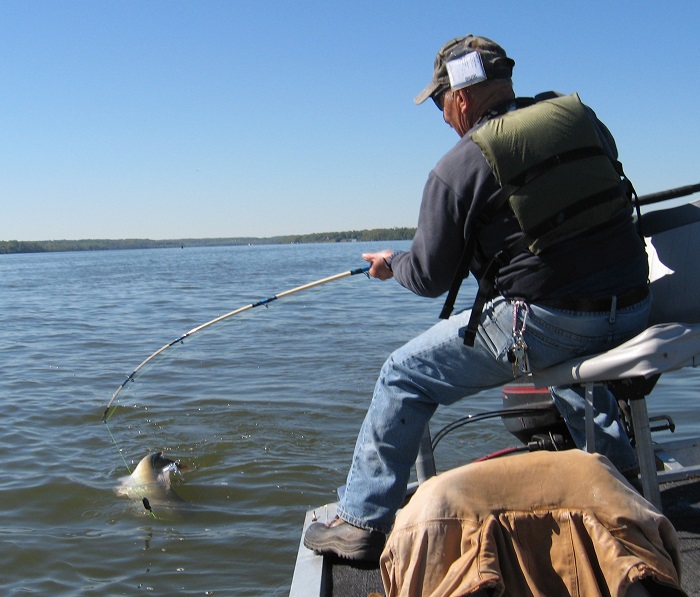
[{"xmin": 380, "ymin": 451, "xmax": 685, "ymax": 597}]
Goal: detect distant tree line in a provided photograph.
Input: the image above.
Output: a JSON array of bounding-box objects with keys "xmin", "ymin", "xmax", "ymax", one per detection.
[
  {"xmin": 0, "ymin": 227, "xmax": 416, "ymax": 255},
  {"xmin": 275, "ymin": 227, "xmax": 415, "ymax": 244}
]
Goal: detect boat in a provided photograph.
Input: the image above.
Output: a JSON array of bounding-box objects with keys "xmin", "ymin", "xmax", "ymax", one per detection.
[{"xmin": 290, "ymin": 187, "xmax": 700, "ymax": 597}]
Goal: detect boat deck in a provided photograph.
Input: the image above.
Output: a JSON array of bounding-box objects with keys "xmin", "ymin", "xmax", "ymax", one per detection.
[
  {"xmin": 293, "ymin": 474, "xmax": 700, "ymax": 597},
  {"xmin": 661, "ymin": 476, "xmax": 700, "ymax": 595}
]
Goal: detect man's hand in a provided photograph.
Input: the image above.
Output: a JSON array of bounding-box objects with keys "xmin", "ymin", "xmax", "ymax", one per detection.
[{"xmin": 362, "ymin": 250, "xmax": 396, "ymax": 280}]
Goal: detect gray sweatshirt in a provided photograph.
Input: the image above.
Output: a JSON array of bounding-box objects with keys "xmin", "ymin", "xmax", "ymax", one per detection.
[{"xmin": 390, "ymin": 101, "xmax": 648, "ymax": 311}]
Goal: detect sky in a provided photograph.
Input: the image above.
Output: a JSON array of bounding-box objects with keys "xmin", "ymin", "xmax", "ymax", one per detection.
[{"xmin": 2, "ymin": 1, "xmax": 698, "ymax": 241}]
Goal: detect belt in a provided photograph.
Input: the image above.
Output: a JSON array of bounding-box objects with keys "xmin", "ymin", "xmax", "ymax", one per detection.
[{"xmin": 534, "ymin": 286, "xmax": 649, "ymax": 312}]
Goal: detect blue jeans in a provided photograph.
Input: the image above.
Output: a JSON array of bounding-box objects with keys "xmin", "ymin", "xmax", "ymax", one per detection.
[{"xmin": 337, "ymin": 294, "xmax": 651, "ymax": 533}]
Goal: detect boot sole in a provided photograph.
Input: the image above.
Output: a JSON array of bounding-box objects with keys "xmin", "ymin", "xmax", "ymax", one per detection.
[{"xmin": 303, "ymin": 527, "xmax": 385, "ymax": 562}]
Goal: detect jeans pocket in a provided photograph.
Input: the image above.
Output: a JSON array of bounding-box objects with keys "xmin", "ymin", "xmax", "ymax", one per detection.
[{"xmin": 475, "ymin": 300, "xmax": 513, "ymax": 363}]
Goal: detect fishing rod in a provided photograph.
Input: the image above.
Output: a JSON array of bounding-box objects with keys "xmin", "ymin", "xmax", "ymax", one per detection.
[
  {"xmin": 102, "ymin": 265, "xmax": 370, "ymax": 423},
  {"xmin": 103, "ymin": 183, "xmax": 700, "ymax": 424}
]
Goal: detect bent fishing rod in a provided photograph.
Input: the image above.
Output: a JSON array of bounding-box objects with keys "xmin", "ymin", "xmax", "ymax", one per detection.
[
  {"xmin": 103, "ymin": 185, "xmax": 699, "ymax": 423},
  {"xmin": 102, "ymin": 265, "xmax": 370, "ymax": 422}
]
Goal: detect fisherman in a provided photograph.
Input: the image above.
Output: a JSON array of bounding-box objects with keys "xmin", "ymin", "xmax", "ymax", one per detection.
[{"xmin": 304, "ymin": 34, "xmax": 651, "ymax": 562}]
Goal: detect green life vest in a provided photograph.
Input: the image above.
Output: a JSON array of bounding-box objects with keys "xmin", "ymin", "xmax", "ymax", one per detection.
[
  {"xmin": 470, "ymin": 93, "xmax": 629, "ymax": 254},
  {"xmin": 443, "ymin": 93, "xmax": 639, "ymax": 346}
]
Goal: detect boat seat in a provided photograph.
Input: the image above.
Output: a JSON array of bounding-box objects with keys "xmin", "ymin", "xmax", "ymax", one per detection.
[
  {"xmin": 531, "ymin": 323, "xmax": 700, "ymax": 509},
  {"xmin": 531, "ymin": 199, "xmax": 700, "ymax": 509}
]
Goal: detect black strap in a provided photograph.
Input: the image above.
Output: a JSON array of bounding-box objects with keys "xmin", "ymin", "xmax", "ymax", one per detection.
[
  {"xmin": 525, "ymin": 184, "xmax": 625, "ymax": 240},
  {"xmin": 440, "ymin": 183, "xmax": 515, "ymax": 323},
  {"xmin": 460, "ymin": 235, "xmax": 530, "ymax": 346},
  {"xmin": 508, "ymin": 145, "xmax": 605, "ymax": 189},
  {"xmin": 628, "ymin": 178, "xmax": 644, "ymax": 238},
  {"xmin": 439, "ymin": 234, "xmax": 476, "ymax": 320}
]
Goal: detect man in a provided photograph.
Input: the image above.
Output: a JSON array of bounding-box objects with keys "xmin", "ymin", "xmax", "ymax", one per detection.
[{"xmin": 304, "ymin": 35, "xmax": 651, "ymax": 562}]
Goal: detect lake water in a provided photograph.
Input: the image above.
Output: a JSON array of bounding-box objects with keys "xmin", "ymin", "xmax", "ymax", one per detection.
[{"xmin": 2, "ymin": 241, "xmax": 699, "ymax": 596}]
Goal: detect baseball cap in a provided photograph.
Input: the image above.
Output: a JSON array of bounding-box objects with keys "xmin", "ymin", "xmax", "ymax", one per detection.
[{"xmin": 414, "ymin": 35, "xmax": 515, "ymax": 105}]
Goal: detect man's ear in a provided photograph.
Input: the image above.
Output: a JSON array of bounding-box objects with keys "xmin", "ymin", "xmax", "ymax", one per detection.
[{"xmin": 454, "ymin": 88, "xmax": 471, "ymax": 114}]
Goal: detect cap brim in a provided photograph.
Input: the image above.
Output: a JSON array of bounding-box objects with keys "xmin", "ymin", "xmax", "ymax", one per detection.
[{"xmin": 414, "ymin": 80, "xmax": 440, "ymax": 105}]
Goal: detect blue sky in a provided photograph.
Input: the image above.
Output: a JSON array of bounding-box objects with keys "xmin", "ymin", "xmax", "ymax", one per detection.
[{"xmin": 2, "ymin": 1, "xmax": 698, "ymax": 241}]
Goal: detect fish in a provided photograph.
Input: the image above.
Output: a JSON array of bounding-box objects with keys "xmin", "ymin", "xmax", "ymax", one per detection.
[{"xmin": 116, "ymin": 452, "xmax": 188, "ymax": 512}]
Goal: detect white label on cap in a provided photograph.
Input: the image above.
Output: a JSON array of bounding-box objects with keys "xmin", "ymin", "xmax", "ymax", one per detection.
[{"xmin": 446, "ymin": 51, "xmax": 487, "ymax": 90}]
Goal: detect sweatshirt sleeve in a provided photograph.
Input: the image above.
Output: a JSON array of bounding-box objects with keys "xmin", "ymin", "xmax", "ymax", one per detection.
[
  {"xmin": 389, "ymin": 134, "xmax": 503, "ymax": 299},
  {"xmin": 390, "ymin": 170, "xmax": 470, "ymax": 298}
]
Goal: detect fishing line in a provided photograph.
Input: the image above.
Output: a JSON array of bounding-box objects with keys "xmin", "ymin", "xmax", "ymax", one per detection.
[
  {"xmin": 106, "ymin": 414, "xmax": 158, "ymax": 517},
  {"xmin": 104, "ymin": 417, "xmax": 133, "ymax": 474}
]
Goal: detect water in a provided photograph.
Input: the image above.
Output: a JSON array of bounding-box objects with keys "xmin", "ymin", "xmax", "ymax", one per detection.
[{"xmin": 1, "ymin": 242, "xmax": 699, "ymax": 595}]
